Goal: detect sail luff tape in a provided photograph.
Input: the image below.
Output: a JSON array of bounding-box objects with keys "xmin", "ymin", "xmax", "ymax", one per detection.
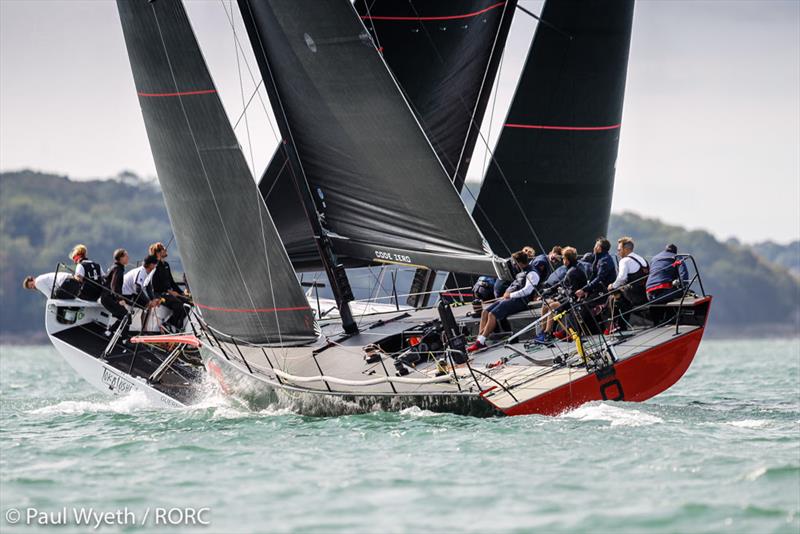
[{"xmin": 271, "ymin": 368, "xmax": 454, "ymax": 387}]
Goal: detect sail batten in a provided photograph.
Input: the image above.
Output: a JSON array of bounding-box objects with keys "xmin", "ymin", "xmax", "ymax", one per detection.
[
  {"xmin": 117, "ymin": 0, "xmax": 317, "ymax": 344},
  {"xmin": 473, "ymin": 0, "xmax": 635, "ymax": 254},
  {"xmin": 241, "ymin": 0, "xmax": 505, "ymax": 278}
]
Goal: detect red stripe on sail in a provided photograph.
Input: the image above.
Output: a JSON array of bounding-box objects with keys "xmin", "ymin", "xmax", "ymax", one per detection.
[
  {"xmin": 195, "ymin": 303, "xmax": 311, "ymax": 314},
  {"xmin": 361, "ymin": 1, "xmax": 505, "ymax": 21},
  {"xmin": 137, "ymin": 89, "xmax": 217, "ymax": 98},
  {"xmin": 504, "ymin": 123, "xmax": 621, "ymax": 131}
]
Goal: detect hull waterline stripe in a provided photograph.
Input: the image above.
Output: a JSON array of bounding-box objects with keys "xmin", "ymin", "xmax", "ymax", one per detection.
[
  {"xmin": 361, "ymin": 2, "xmax": 505, "ymax": 22},
  {"xmin": 505, "ymin": 123, "xmax": 622, "ymax": 131},
  {"xmin": 137, "ymin": 89, "xmax": 217, "ymax": 98},
  {"xmin": 195, "ymin": 302, "xmax": 311, "ymax": 314}
]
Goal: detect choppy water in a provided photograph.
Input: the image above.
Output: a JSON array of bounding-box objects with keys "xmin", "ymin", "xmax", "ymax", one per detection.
[{"xmin": 1, "ymin": 339, "xmax": 798, "ymax": 533}]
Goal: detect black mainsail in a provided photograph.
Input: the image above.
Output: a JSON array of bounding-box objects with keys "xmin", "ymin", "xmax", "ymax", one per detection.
[
  {"xmin": 473, "ymin": 0, "xmax": 635, "ymax": 254},
  {"xmin": 117, "ymin": 0, "xmax": 317, "ymax": 344},
  {"xmin": 239, "ymin": 0, "xmax": 506, "ymax": 278}
]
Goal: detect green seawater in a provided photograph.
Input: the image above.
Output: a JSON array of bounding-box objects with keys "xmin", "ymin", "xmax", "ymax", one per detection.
[{"xmin": 1, "ymin": 339, "xmax": 798, "ymax": 533}]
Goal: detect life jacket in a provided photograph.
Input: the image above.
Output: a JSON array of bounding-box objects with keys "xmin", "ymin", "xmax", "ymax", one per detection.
[
  {"xmin": 77, "ymin": 259, "xmax": 104, "ymax": 300},
  {"xmin": 531, "ymin": 254, "xmax": 550, "ymax": 287},
  {"xmin": 506, "ymin": 263, "xmax": 537, "ymax": 301},
  {"xmin": 622, "ymin": 254, "xmax": 649, "ymax": 305},
  {"xmin": 471, "ymin": 276, "xmax": 496, "ymax": 302}
]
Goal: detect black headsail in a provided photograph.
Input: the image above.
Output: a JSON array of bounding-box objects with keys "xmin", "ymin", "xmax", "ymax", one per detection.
[
  {"xmin": 355, "ymin": 0, "xmax": 517, "ymax": 192},
  {"xmin": 117, "ymin": 0, "xmax": 317, "ymax": 344},
  {"xmin": 473, "ymin": 0, "xmax": 635, "ymax": 254},
  {"xmin": 259, "ymin": 1, "xmax": 517, "ymax": 272},
  {"xmin": 239, "ymin": 0, "xmax": 507, "ymax": 279}
]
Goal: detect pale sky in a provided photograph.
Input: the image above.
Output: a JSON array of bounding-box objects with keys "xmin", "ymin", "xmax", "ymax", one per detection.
[{"xmin": 1, "ymin": 0, "xmax": 798, "ymax": 244}]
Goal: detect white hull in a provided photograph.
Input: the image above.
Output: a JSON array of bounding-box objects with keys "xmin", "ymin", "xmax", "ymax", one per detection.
[
  {"xmin": 48, "ymin": 334, "xmax": 185, "ymax": 408},
  {"xmin": 44, "ymin": 296, "xmax": 189, "ymax": 408}
]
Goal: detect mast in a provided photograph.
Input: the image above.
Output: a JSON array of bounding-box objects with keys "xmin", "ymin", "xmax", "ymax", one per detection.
[{"xmin": 238, "ymin": 1, "xmax": 358, "ymax": 334}]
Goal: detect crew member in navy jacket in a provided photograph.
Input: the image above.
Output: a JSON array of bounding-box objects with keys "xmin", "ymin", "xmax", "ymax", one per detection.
[
  {"xmin": 646, "ymin": 244, "xmax": 689, "ymax": 303},
  {"xmin": 576, "ymin": 237, "xmax": 617, "ymax": 300}
]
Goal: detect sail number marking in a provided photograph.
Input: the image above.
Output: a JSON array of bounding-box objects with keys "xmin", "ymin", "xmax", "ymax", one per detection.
[{"xmin": 375, "ymin": 250, "xmax": 412, "ymax": 264}]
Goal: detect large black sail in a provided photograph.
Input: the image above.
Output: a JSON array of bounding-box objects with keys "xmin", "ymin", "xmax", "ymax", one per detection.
[
  {"xmin": 355, "ymin": 0, "xmax": 516, "ymax": 192},
  {"xmin": 260, "ymin": 1, "xmax": 517, "ymax": 270},
  {"xmin": 117, "ymin": 0, "xmax": 317, "ymax": 344},
  {"xmin": 240, "ymin": 0, "xmax": 505, "ymax": 277},
  {"xmin": 473, "ymin": 0, "xmax": 635, "ymax": 254}
]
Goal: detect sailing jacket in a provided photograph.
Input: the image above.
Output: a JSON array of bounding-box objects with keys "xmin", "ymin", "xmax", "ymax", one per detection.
[
  {"xmin": 545, "ymin": 265, "xmax": 567, "ymax": 288},
  {"xmin": 531, "ymin": 254, "xmax": 550, "ymax": 287},
  {"xmin": 563, "ymin": 264, "xmax": 589, "ymax": 297},
  {"xmin": 583, "ymin": 251, "xmax": 617, "ymax": 295},
  {"xmin": 104, "ymin": 262, "xmax": 126, "ymax": 299},
  {"xmin": 152, "ymin": 260, "xmax": 181, "ymax": 295},
  {"xmin": 646, "ymin": 250, "xmax": 689, "ymax": 292}
]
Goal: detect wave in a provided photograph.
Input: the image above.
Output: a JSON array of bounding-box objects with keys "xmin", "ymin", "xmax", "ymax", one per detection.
[
  {"xmin": 561, "ymin": 402, "xmax": 664, "ymax": 427},
  {"xmin": 726, "ymin": 419, "xmax": 769, "ymax": 429},
  {"xmin": 29, "ymin": 389, "xmax": 153, "ymax": 415}
]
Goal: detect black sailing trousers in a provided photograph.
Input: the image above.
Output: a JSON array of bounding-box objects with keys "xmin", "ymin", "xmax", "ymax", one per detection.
[{"xmin": 100, "ymin": 293, "xmax": 129, "ymax": 338}]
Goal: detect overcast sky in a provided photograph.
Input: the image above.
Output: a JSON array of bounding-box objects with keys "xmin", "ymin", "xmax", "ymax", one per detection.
[{"xmin": 1, "ymin": 0, "xmax": 798, "ymax": 244}]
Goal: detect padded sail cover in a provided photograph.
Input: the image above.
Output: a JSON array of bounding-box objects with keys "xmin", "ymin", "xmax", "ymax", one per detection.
[
  {"xmin": 473, "ymin": 0, "xmax": 634, "ymax": 254},
  {"xmin": 355, "ymin": 0, "xmax": 516, "ymax": 192},
  {"xmin": 240, "ymin": 0, "xmax": 503, "ymax": 277},
  {"xmin": 117, "ymin": 0, "xmax": 317, "ymax": 344}
]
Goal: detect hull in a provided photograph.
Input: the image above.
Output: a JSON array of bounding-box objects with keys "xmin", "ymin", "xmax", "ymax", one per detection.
[
  {"xmin": 498, "ymin": 326, "xmax": 704, "ymax": 416},
  {"xmin": 48, "ymin": 334, "xmax": 185, "ymax": 408},
  {"xmin": 203, "ymin": 356, "xmax": 498, "ymax": 417},
  {"xmin": 200, "ymin": 296, "xmax": 711, "ymax": 417},
  {"xmin": 43, "ymin": 298, "xmax": 202, "ymax": 407}
]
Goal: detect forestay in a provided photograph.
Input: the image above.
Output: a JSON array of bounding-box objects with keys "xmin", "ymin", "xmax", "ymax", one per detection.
[
  {"xmin": 117, "ymin": 0, "xmax": 317, "ymax": 344},
  {"xmin": 240, "ymin": 0, "xmax": 507, "ymax": 278}
]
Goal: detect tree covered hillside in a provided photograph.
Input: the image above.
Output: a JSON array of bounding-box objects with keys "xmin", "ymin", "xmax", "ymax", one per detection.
[
  {"xmin": 0, "ymin": 170, "xmax": 174, "ymax": 339},
  {"xmin": 1, "ymin": 170, "xmax": 798, "ymax": 339},
  {"xmin": 609, "ymin": 212, "xmax": 799, "ymax": 332}
]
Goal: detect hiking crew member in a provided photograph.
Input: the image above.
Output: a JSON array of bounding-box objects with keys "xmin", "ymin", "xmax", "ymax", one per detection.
[
  {"xmin": 646, "ymin": 244, "xmax": 690, "ymax": 323},
  {"xmin": 536, "ymin": 247, "xmax": 588, "ymax": 344},
  {"xmin": 100, "ymin": 248, "xmax": 130, "ymax": 338},
  {"xmin": 22, "ymin": 272, "xmax": 73, "ymax": 298},
  {"xmin": 608, "ymin": 237, "xmax": 650, "ymax": 321},
  {"xmin": 71, "ymin": 244, "xmax": 104, "ymax": 301},
  {"xmin": 149, "ymin": 242, "xmax": 187, "ymax": 331},
  {"xmin": 468, "ymin": 251, "xmax": 540, "ymax": 352},
  {"xmin": 122, "ymin": 254, "xmax": 159, "ymax": 307},
  {"xmin": 576, "ymin": 237, "xmax": 617, "ymax": 300}
]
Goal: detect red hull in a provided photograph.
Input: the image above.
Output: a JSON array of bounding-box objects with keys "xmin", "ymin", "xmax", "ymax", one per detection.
[{"xmin": 499, "ymin": 325, "xmax": 707, "ymax": 417}]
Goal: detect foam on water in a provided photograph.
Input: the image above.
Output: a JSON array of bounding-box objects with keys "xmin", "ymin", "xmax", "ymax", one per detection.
[
  {"xmin": 29, "ymin": 389, "xmax": 154, "ymax": 415},
  {"xmin": 561, "ymin": 401, "xmax": 665, "ymax": 426},
  {"xmin": 399, "ymin": 406, "xmax": 443, "ymax": 418},
  {"xmin": 727, "ymin": 419, "xmax": 769, "ymax": 429}
]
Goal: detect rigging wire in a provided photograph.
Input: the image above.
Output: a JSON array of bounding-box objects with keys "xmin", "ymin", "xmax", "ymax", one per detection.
[
  {"xmin": 229, "ymin": 0, "xmax": 290, "ymax": 359},
  {"xmin": 219, "ymin": 0, "xmax": 281, "ymax": 145}
]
